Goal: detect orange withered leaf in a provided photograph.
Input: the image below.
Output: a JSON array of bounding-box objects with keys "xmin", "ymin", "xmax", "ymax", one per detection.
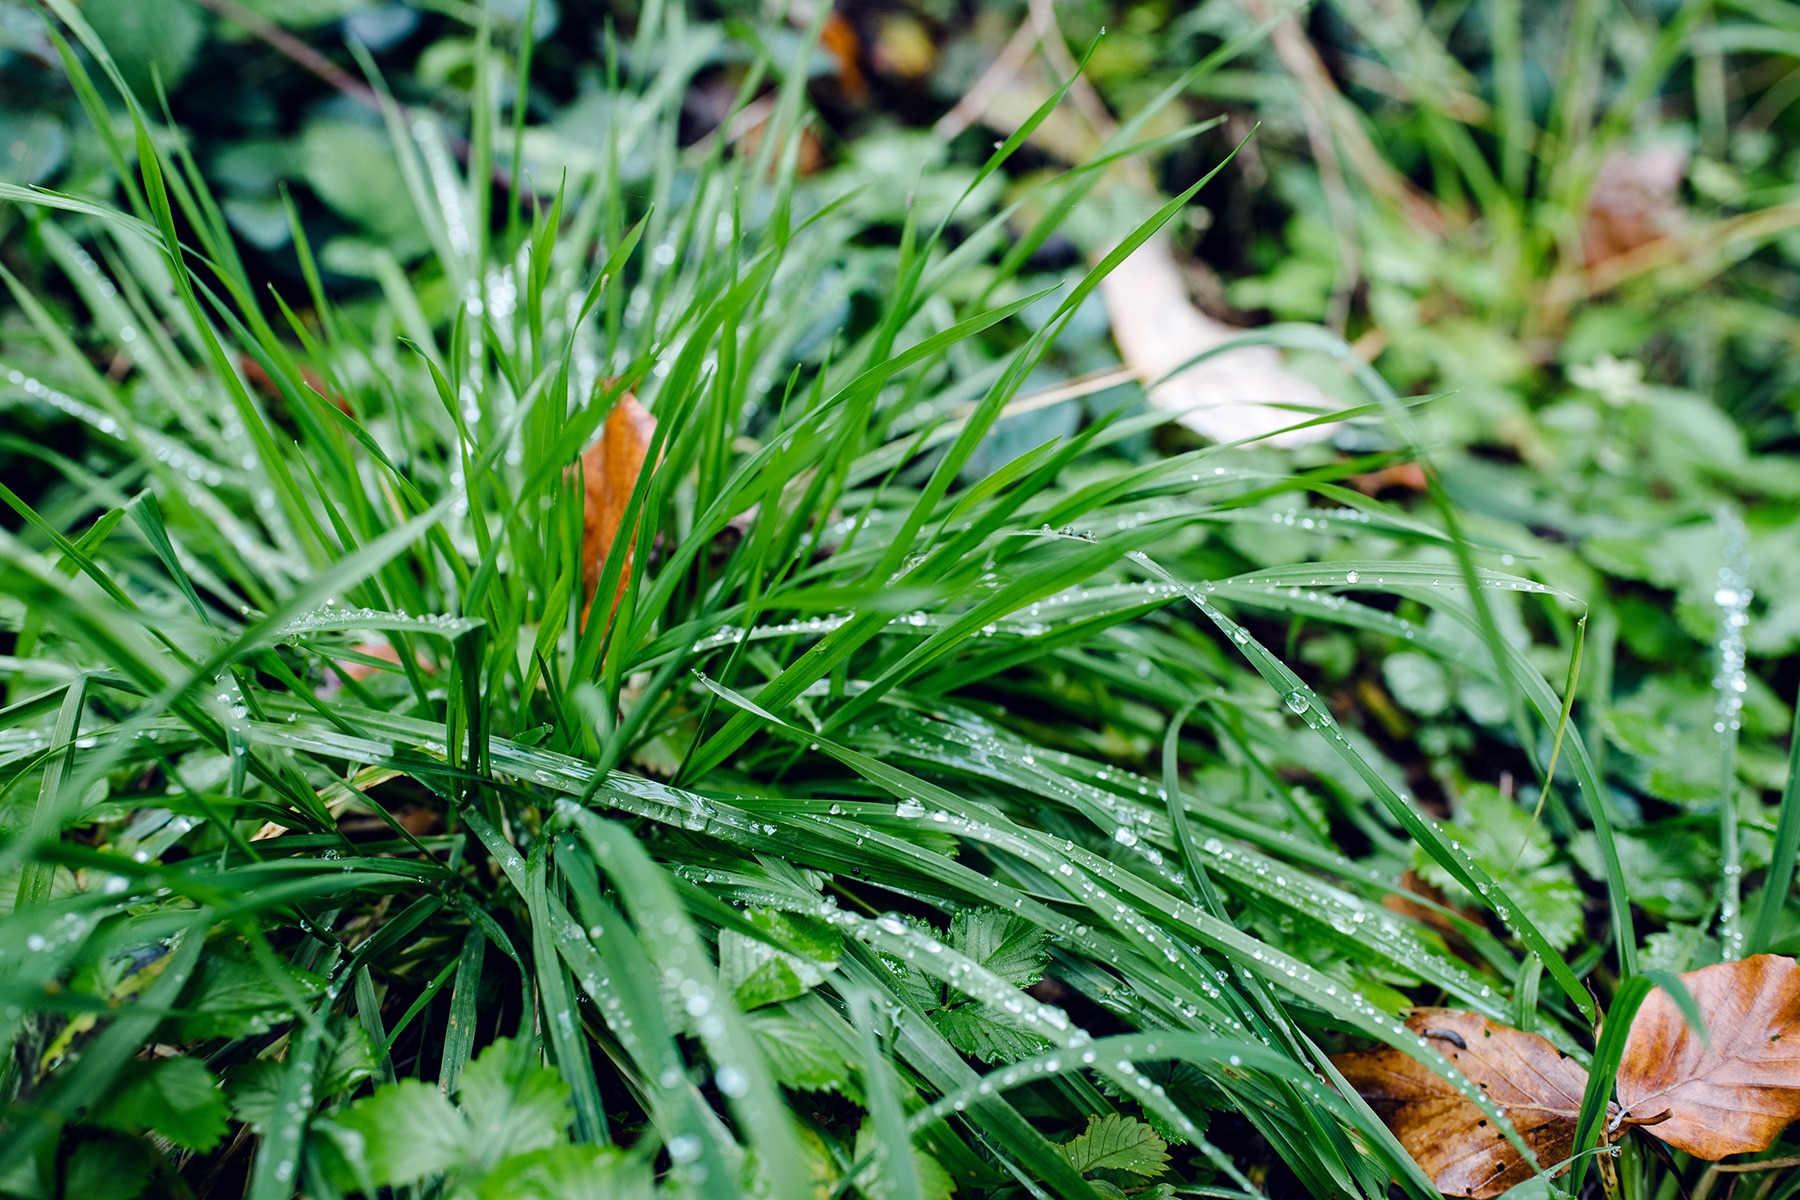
[
  {"xmin": 1348, "ymin": 461, "xmax": 1428, "ymax": 497},
  {"xmin": 1335, "ymin": 954, "xmax": 1800, "ymax": 1196},
  {"xmin": 580, "ymin": 394, "xmax": 656, "ymax": 626},
  {"xmin": 820, "ymin": 10, "xmax": 867, "ymax": 101},
  {"xmin": 239, "ymin": 351, "xmax": 352, "ymax": 416},
  {"xmin": 1617, "ymin": 954, "xmax": 1800, "ymax": 1159},
  {"xmin": 1330, "ymin": 1009, "xmax": 1592, "ymax": 1199}
]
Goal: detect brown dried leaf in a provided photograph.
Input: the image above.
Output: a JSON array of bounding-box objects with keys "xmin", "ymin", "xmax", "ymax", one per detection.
[
  {"xmin": 240, "ymin": 351, "xmax": 351, "ymax": 415},
  {"xmin": 1330, "ymin": 1008, "xmax": 1592, "ymax": 1199},
  {"xmin": 1581, "ymin": 145, "xmax": 1688, "ymax": 267},
  {"xmin": 819, "ymin": 11, "xmax": 868, "ymax": 101},
  {"xmin": 1349, "ymin": 462, "xmax": 1429, "ymax": 497},
  {"xmin": 1380, "ymin": 867, "xmax": 1483, "ymax": 944},
  {"xmin": 1618, "ymin": 954, "xmax": 1800, "ymax": 1159},
  {"xmin": 580, "ymin": 395, "xmax": 656, "ymax": 626}
]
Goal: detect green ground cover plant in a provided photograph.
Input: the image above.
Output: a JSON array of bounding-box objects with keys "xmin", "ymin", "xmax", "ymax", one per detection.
[{"xmin": 0, "ymin": 1, "xmax": 1798, "ymax": 1198}]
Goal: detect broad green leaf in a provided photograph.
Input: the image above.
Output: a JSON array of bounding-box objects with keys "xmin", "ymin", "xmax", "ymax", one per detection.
[
  {"xmin": 325, "ymin": 1079, "xmax": 465, "ymax": 1187},
  {"xmin": 91, "ymin": 1056, "xmax": 229, "ymax": 1152},
  {"xmin": 456, "ymin": 1038, "xmax": 574, "ymax": 1172},
  {"xmin": 1055, "ymin": 1113, "xmax": 1171, "ymax": 1178},
  {"xmin": 852, "ymin": 1116, "xmax": 957, "ymax": 1200},
  {"xmin": 470, "ymin": 1145, "xmax": 653, "ymax": 1200},
  {"xmin": 176, "ymin": 940, "xmax": 325, "ymax": 1040},
  {"xmin": 301, "ymin": 121, "xmax": 430, "ymax": 259},
  {"xmin": 80, "ymin": 0, "xmax": 205, "ymax": 95},
  {"xmin": 745, "ymin": 1009, "xmax": 857, "ymax": 1096}
]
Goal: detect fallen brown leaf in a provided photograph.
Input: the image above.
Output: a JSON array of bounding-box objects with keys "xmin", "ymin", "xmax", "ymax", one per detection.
[
  {"xmin": 1348, "ymin": 462, "xmax": 1428, "ymax": 496},
  {"xmin": 240, "ymin": 351, "xmax": 352, "ymax": 416},
  {"xmin": 1617, "ymin": 954, "xmax": 1800, "ymax": 1159},
  {"xmin": 1582, "ymin": 145, "xmax": 1688, "ymax": 267},
  {"xmin": 1331, "ymin": 1009, "xmax": 1593, "ymax": 1198},
  {"xmin": 819, "ymin": 10, "xmax": 868, "ymax": 101},
  {"xmin": 1382, "ymin": 867, "xmax": 1483, "ymax": 944},
  {"xmin": 1336, "ymin": 955, "xmax": 1800, "ymax": 1195},
  {"xmin": 581, "ymin": 394, "xmax": 657, "ymax": 626}
]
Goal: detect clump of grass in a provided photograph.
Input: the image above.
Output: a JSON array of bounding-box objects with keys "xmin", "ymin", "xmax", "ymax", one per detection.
[{"xmin": 0, "ymin": 3, "xmax": 1794, "ymax": 1200}]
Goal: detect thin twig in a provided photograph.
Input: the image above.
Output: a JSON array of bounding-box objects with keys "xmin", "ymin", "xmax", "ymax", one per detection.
[
  {"xmin": 933, "ymin": 18, "xmax": 1039, "ymax": 142},
  {"xmin": 1026, "ymin": 0, "xmax": 1159, "ymax": 198},
  {"xmin": 1714, "ymin": 1155, "xmax": 1800, "ymax": 1174},
  {"xmin": 186, "ymin": 0, "xmax": 521, "ymax": 192},
  {"xmin": 1027, "ymin": 0, "xmax": 1116, "ymax": 138},
  {"xmin": 1243, "ymin": 0, "xmax": 1447, "ymax": 236},
  {"xmin": 187, "ymin": 0, "xmax": 382, "ymax": 114}
]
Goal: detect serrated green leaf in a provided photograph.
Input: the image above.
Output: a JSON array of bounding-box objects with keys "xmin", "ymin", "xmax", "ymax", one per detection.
[
  {"xmin": 456, "ymin": 1038, "xmax": 573, "ymax": 1173},
  {"xmin": 747, "ymin": 908, "xmax": 843, "ymax": 962},
  {"xmin": 874, "ymin": 916, "xmax": 944, "ymax": 1011},
  {"xmin": 227, "ymin": 1020, "xmax": 376, "ymax": 1132},
  {"xmin": 931, "ymin": 1003, "xmax": 1052, "ymax": 1065},
  {"xmin": 470, "ymin": 1145, "xmax": 652, "ymax": 1200},
  {"xmin": 1055, "ymin": 1113, "xmax": 1170, "ymax": 1178},
  {"xmin": 1417, "ymin": 782, "xmax": 1585, "ymax": 951},
  {"xmin": 1095, "ymin": 1061, "xmax": 1219, "ymax": 1146},
  {"xmin": 1572, "ymin": 826, "xmax": 1717, "ymax": 921},
  {"xmin": 948, "ymin": 909, "xmax": 1047, "ymax": 990},
  {"xmin": 853, "ymin": 1116, "xmax": 957, "ymax": 1200},
  {"xmin": 61, "ymin": 1134, "xmax": 153, "ymax": 1200},
  {"xmin": 91, "ymin": 1056, "xmax": 229, "ymax": 1152},
  {"xmin": 323, "ymin": 1079, "xmax": 465, "ymax": 1187},
  {"xmin": 1640, "ymin": 925, "xmax": 1720, "ymax": 973},
  {"xmin": 747, "ymin": 1009, "xmax": 857, "ymax": 1094},
  {"xmin": 224, "ymin": 1061, "xmax": 282, "ymax": 1133},
  {"xmin": 320, "ymin": 1038, "xmax": 576, "ymax": 1192},
  {"xmin": 175, "ymin": 940, "xmax": 325, "ymax": 1041},
  {"xmin": 725, "ymin": 942, "xmax": 813, "ymax": 1009},
  {"xmin": 720, "ymin": 924, "xmax": 835, "ymax": 1010}
]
